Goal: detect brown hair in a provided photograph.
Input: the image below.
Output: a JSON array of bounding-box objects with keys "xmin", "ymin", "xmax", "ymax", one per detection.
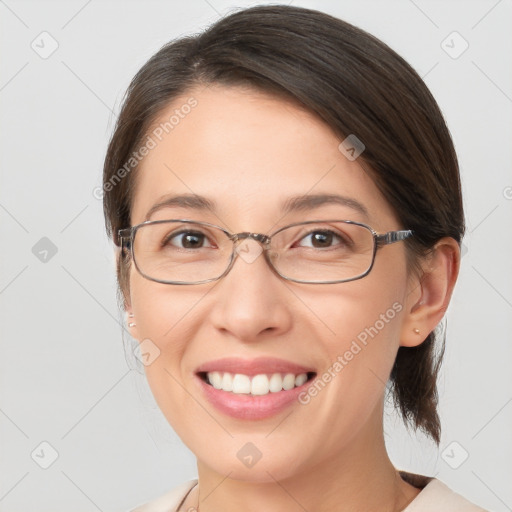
[{"xmin": 103, "ymin": 5, "xmax": 464, "ymax": 445}]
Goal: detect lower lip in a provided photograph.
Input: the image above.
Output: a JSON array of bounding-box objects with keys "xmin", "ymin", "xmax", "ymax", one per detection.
[{"xmin": 196, "ymin": 375, "xmax": 313, "ymax": 420}]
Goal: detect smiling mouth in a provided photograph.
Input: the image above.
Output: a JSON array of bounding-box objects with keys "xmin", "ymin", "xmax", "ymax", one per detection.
[{"xmin": 198, "ymin": 371, "xmax": 316, "ymax": 396}]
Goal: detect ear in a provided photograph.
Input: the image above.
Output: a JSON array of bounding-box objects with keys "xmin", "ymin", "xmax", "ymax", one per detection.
[
  {"xmin": 400, "ymin": 237, "xmax": 461, "ymax": 347},
  {"xmin": 123, "ymin": 289, "xmax": 141, "ymax": 340},
  {"xmin": 116, "ymin": 247, "xmax": 140, "ymax": 340}
]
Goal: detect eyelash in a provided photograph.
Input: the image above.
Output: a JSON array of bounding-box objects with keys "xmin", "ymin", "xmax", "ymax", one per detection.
[{"xmin": 162, "ymin": 228, "xmax": 348, "ymax": 250}]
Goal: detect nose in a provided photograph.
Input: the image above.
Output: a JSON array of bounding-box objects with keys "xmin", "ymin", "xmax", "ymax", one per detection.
[{"xmin": 208, "ymin": 237, "xmax": 293, "ymax": 342}]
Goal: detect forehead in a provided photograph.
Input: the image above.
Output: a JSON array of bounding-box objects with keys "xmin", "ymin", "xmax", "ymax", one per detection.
[{"xmin": 130, "ymin": 84, "xmax": 397, "ymax": 230}]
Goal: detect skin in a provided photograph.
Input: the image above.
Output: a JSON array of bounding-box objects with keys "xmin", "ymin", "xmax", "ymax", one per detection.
[{"xmin": 123, "ymin": 84, "xmax": 460, "ymax": 512}]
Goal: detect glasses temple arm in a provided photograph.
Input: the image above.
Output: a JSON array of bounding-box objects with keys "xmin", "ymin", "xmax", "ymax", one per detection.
[{"xmin": 375, "ymin": 229, "xmax": 413, "ymax": 246}]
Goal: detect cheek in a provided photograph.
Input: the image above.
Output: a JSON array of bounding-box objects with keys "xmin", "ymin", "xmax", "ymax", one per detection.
[
  {"xmin": 128, "ymin": 272, "xmax": 198, "ymax": 402},
  {"xmin": 317, "ymin": 300, "xmax": 402, "ymax": 407},
  {"xmin": 305, "ymin": 265, "xmax": 405, "ymax": 391},
  {"xmin": 129, "ymin": 269, "xmax": 202, "ymax": 342},
  {"xmin": 311, "ymin": 266, "xmax": 406, "ymax": 358}
]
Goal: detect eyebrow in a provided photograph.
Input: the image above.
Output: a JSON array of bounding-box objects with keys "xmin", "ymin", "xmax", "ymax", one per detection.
[
  {"xmin": 281, "ymin": 193, "xmax": 369, "ymax": 218},
  {"xmin": 145, "ymin": 194, "xmax": 216, "ymax": 221},
  {"xmin": 145, "ymin": 193, "xmax": 369, "ymax": 221}
]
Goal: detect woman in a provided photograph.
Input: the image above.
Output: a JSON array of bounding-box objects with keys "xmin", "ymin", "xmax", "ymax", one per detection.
[{"xmin": 103, "ymin": 5, "xmax": 487, "ymax": 511}]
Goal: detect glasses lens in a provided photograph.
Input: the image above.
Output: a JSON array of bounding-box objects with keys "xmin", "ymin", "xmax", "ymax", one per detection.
[
  {"xmin": 133, "ymin": 221, "xmax": 232, "ymax": 283},
  {"xmin": 270, "ymin": 221, "xmax": 375, "ymax": 283}
]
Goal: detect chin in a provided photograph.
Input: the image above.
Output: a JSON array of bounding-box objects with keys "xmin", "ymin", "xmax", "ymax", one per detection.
[{"xmin": 193, "ymin": 437, "xmax": 310, "ymax": 483}]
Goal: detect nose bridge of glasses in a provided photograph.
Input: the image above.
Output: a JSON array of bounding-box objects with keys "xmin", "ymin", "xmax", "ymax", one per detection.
[{"xmin": 231, "ymin": 232, "xmax": 271, "ymax": 247}]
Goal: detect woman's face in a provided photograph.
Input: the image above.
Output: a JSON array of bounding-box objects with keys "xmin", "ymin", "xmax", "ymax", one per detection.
[{"xmin": 127, "ymin": 84, "xmax": 416, "ymax": 481}]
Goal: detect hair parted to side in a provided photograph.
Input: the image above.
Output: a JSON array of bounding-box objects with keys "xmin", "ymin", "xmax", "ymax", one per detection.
[{"xmin": 102, "ymin": 5, "xmax": 464, "ymax": 445}]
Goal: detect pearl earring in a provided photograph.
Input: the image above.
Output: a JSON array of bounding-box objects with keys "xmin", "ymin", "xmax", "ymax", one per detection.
[{"xmin": 413, "ymin": 328, "xmax": 420, "ymax": 334}]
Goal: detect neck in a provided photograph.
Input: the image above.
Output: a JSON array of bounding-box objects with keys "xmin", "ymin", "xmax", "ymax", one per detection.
[{"xmin": 190, "ymin": 401, "xmax": 420, "ymax": 512}]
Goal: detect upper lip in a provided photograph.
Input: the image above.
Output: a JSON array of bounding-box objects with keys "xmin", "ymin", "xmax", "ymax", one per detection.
[{"xmin": 195, "ymin": 357, "xmax": 315, "ymax": 376}]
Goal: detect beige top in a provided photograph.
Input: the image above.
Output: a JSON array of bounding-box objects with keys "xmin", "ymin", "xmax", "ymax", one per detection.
[{"xmin": 130, "ymin": 472, "xmax": 489, "ymax": 512}]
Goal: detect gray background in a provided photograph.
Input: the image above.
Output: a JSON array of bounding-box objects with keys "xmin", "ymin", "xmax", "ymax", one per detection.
[{"xmin": 1, "ymin": 0, "xmax": 511, "ymax": 510}]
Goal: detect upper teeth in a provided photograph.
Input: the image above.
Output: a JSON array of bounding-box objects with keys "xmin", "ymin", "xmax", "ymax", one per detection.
[{"xmin": 206, "ymin": 371, "xmax": 308, "ymax": 396}]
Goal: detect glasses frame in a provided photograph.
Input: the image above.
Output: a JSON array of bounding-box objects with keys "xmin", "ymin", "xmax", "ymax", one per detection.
[{"xmin": 118, "ymin": 219, "xmax": 413, "ymax": 285}]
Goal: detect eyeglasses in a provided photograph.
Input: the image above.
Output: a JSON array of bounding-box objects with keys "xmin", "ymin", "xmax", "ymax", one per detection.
[{"xmin": 118, "ymin": 219, "xmax": 413, "ymax": 285}]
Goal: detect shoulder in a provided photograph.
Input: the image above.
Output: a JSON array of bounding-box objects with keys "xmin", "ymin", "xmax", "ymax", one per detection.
[
  {"xmin": 127, "ymin": 475, "xmax": 489, "ymax": 512},
  {"xmin": 128, "ymin": 480, "xmax": 198, "ymax": 512},
  {"xmin": 403, "ymin": 477, "xmax": 489, "ymax": 512}
]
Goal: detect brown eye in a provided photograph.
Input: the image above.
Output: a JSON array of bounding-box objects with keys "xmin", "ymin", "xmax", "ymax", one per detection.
[
  {"xmin": 163, "ymin": 230, "xmax": 213, "ymax": 249},
  {"xmin": 296, "ymin": 230, "xmax": 346, "ymax": 249}
]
